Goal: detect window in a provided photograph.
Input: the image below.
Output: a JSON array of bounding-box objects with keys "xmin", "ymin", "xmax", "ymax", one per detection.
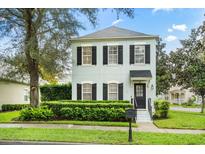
[
  {"xmin": 24, "ymin": 89, "xmax": 29, "ymax": 101},
  {"xmin": 82, "ymin": 46, "xmax": 92, "ymax": 65},
  {"xmin": 135, "ymin": 85, "xmax": 144, "ymax": 97},
  {"xmin": 134, "ymin": 45, "xmax": 145, "ymax": 64},
  {"xmin": 108, "ymin": 83, "xmax": 118, "ymax": 100},
  {"xmin": 82, "ymin": 83, "xmax": 92, "ymax": 100},
  {"xmin": 108, "ymin": 46, "xmax": 118, "ymax": 64}
]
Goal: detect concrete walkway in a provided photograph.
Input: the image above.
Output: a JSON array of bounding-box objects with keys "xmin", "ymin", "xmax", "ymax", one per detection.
[
  {"xmin": 1, "ymin": 123, "xmax": 205, "ymax": 134},
  {"xmin": 170, "ymin": 106, "xmax": 201, "ymax": 112}
]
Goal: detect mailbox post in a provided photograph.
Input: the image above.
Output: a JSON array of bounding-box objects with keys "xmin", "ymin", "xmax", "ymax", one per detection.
[{"xmin": 125, "ymin": 109, "xmax": 137, "ymax": 143}]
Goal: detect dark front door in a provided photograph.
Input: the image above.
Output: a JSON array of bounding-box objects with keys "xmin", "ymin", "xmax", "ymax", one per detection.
[{"xmin": 134, "ymin": 83, "xmax": 146, "ymax": 109}]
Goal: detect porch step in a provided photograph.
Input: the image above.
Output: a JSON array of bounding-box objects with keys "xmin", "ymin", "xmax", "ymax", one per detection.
[{"xmin": 135, "ymin": 110, "xmax": 152, "ymax": 122}]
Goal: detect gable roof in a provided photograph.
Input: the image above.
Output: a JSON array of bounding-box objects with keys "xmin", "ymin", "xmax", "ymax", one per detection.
[{"xmin": 72, "ymin": 26, "xmax": 158, "ymax": 41}]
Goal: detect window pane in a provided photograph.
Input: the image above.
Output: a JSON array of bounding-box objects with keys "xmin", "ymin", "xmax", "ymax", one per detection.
[
  {"xmin": 108, "ymin": 46, "xmax": 118, "ymax": 64},
  {"xmin": 109, "ymin": 83, "xmax": 118, "ymax": 100},
  {"xmin": 82, "ymin": 47, "xmax": 92, "ymax": 64},
  {"xmin": 135, "ymin": 85, "xmax": 144, "ymax": 97},
  {"xmin": 83, "ymin": 83, "xmax": 92, "ymax": 100},
  {"xmin": 134, "ymin": 46, "xmax": 145, "ymax": 64}
]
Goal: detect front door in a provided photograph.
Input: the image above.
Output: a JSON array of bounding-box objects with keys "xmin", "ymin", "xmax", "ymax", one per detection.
[{"xmin": 134, "ymin": 83, "xmax": 146, "ymax": 109}]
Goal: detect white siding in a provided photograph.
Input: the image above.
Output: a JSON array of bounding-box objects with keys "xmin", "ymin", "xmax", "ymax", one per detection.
[
  {"xmin": 71, "ymin": 38, "xmax": 156, "ymax": 108},
  {"xmin": 0, "ymin": 81, "xmax": 30, "ymax": 110}
]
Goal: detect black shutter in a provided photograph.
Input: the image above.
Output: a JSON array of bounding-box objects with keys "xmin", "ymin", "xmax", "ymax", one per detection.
[
  {"xmin": 118, "ymin": 83, "xmax": 123, "ymax": 100},
  {"xmin": 118, "ymin": 45, "xmax": 123, "ymax": 64},
  {"xmin": 130, "ymin": 45, "xmax": 135, "ymax": 64},
  {"xmin": 145, "ymin": 45, "xmax": 150, "ymax": 64},
  {"xmin": 103, "ymin": 46, "xmax": 108, "ymax": 65},
  {"xmin": 92, "ymin": 46, "xmax": 97, "ymax": 65},
  {"xmin": 92, "ymin": 83, "xmax": 97, "ymax": 100},
  {"xmin": 77, "ymin": 47, "xmax": 82, "ymax": 65},
  {"xmin": 103, "ymin": 83, "xmax": 108, "ymax": 100},
  {"xmin": 77, "ymin": 84, "xmax": 82, "ymax": 100}
]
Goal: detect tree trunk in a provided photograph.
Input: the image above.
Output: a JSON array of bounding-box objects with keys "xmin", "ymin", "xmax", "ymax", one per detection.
[
  {"xmin": 201, "ymin": 95, "xmax": 204, "ymax": 113},
  {"xmin": 24, "ymin": 9, "xmax": 40, "ymax": 107}
]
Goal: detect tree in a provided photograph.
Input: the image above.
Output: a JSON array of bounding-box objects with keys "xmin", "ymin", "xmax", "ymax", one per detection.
[
  {"xmin": 169, "ymin": 27, "xmax": 205, "ymax": 113},
  {"xmin": 156, "ymin": 38, "xmax": 172, "ymax": 95},
  {"xmin": 0, "ymin": 8, "xmax": 134, "ymax": 107}
]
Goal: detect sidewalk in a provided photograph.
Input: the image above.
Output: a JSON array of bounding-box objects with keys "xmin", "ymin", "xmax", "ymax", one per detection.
[
  {"xmin": 1, "ymin": 123, "xmax": 205, "ymax": 134},
  {"xmin": 170, "ymin": 106, "xmax": 201, "ymax": 112}
]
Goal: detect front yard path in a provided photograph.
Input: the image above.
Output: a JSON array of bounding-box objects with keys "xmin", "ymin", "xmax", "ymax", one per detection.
[{"xmin": 1, "ymin": 123, "xmax": 205, "ymax": 134}]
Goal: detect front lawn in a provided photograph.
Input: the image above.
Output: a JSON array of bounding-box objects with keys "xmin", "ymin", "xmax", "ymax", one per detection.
[
  {"xmin": 154, "ymin": 110, "xmax": 205, "ymax": 130},
  {"xmin": 0, "ymin": 111, "xmax": 137, "ymax": 127},
  {"xmin": 170, "ymin": 103, "xmax": 201, "ymax": 108},
  {"xmin": 0, "ymin": 127, "xmax": 205, "ymax": 144}
]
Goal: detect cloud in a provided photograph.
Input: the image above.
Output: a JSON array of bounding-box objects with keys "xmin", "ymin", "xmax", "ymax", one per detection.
[
  {"xmin": 111, "ymin": 19, "xmax": 123, "ymax": 26},
  {"xmin": 165, "ymin": 35, "xmax": 177, "ymax": 42},
  {"xmin": 152, "ymin": 8, "xmax": 173, "ymax": 13},
  {"xmin": 168, "ymin": 28, "xmax": 173, "ymax": 32},
  {"xmin": 172, "ymin": 24, "xmax": 187, "ymax": 31}
]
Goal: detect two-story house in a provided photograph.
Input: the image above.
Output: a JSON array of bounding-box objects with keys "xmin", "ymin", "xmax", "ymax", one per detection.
[{"xmin": 71, "ymin": 26, "xmax": 158, "ymax": 122}]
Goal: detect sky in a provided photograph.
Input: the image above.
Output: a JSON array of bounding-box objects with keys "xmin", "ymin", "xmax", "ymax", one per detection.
[{"xmin": 78, "ymin": 8, "xmax": 205, "ymax": 53}]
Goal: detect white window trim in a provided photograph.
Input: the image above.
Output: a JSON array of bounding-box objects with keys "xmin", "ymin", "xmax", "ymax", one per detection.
[
  {"xmin": 108, "ymin": 82, "xmax": 118, "ymax": 100},
  {"xmin": 134, "ymin": 45, "xmax": 145, "ymax": 64},
  {"xmin": 82, "ymin": 46, "xmax": 92, "ymax": 65},
  {"xmin": 82, "ymin": 83, "xmax": 92, "ymax": 100},
  {"xmin": 108, "ymin": 45, "xmax": 118, "ymax": 65}
]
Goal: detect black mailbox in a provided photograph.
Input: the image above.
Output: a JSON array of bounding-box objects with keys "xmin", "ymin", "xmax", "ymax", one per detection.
[{"xmin": 126, "ymin": 109, "xmax": 136, "ymax": 119}]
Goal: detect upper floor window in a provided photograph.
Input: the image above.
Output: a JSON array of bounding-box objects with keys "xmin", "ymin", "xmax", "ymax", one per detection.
[
  {"xmin": 82, "ymin": 46, "xmax": 92, "ymax": 65},
  {"xmin": 108, "ymin": 46, "xmax": 118, "ymax": 64},
  {"xmin": 134, "ymin": 45, "xmax": 145, "ymax": 64},
  {"xmin": 108, "ymin": 83, "xmax": 118, "ymax": 100},
  {"xmin": 82, "ymin": 83, "xmax": 92, "ymax": 100}
]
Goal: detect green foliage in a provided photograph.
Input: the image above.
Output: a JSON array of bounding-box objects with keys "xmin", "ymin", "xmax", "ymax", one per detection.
[
  {"xmin": 154, "ymin": 99, "xmax": 170, "ymax": 119},
  {"xmin": 40, "ymin": 83, "xmax": 72, "ymax": 101},
  {"xmin": 1, "ymin": 104, "xmax": 29, "ymax": 112},
  {"xmin": 49, "ymin": 100, "xmax": 130, "ymax": 103},
  {"xmin": 156, "ymin": 38, "xmax": 172, "ymax": 95},
  {"xmin": 60, "ymin": 107, "xmax": 126, "ymax": 121},
  {"xmin": 19, "ymin": 106, "xmax": 54, "ymax": 121},
  {"xmin": 42, "ymin": 101, "xmax": 132, "ymax": 116}
]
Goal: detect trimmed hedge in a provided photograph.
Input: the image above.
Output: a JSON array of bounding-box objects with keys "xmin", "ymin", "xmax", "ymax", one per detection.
[
  {"xmin": 40, "ymin": 83, "xmax": 71, "ymax": 101},
  {"xmin": 154, "ymin": 99, "xmax": 170, "ymax": 119},
  {"xmin": 42, "ymin": 102, "xmax": 132, "ymax": 116},
  {"xmin": 19, "ymin": 106, "xmax": 54, "ymax": 121},
  {"xmin": 2, "ymin": 104, "xmax": 29, "ymax": 112},
  {"xmin": 60, "ymin": 107, "xmax": 126, "ymax": 121},
  {"xmin": 49, "ymin": 100, "xmax": 130, "ymax": 103}
]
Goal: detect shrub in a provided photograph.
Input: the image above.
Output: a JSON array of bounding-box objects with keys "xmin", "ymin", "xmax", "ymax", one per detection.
[
  {"xmin": 57, "ymin": 100, "xmax": 130, "ymax": 103},
  {"xmin": 19, "ymin": 106, "xmax": 54, "ymax": 121},
  {"xmin": 40, "ymin": 83, "xmax": 72, "ymax": 101},
  {"xmin": 42, "ymin": 102, "xmax": 132, "ymax": 116},
  {"xmin": 2, "ymin": 104, "xmax": 29, "ymax": 111},
  {"xmin": 59, "ymin": 107, "xmax": 126, "ymax": 121},
  {"xmin": 154, "ymin": 99, "xmax": 170, "ymax": 119}
]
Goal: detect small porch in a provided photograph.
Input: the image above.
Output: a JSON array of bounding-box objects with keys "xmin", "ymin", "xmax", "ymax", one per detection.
[{"xmin": 129, "ymin": 70, "xmax": 154, "ymax": 122}]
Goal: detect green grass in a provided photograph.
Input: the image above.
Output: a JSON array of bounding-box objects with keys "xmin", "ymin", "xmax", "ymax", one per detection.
[
  {"xmin": 0, "ymin": 127, "xmax": 205, "ymax": 144},
  {"xmin": 0, "ymin": 111, "xmax": 20, "ymax": 122},
  {"xmin": 154, "ymin": 110, "xmax": 205, "ymax": 130},
  {"xmin": 170, "ymin": 104, "xmax": 201, "ymax": 108},
  {"xmin": 0, "ymin": 111, "xmax": 137, "ymax": 127}
]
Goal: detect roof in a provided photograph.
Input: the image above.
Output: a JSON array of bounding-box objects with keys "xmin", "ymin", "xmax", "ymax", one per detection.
[
  {"xmin": 130, "ymin": 70, "xmax": 152, "ymax": 78},
  {"xmin": 72, "ymin": 26, "xmax": 158, "ymax": 40},
  {"xmin": 0, "ymin": 78, "xmax": 29, "ymax": 85}
]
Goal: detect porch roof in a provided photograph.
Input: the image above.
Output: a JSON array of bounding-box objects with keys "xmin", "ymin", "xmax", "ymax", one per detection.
[{"xmin": 130, "ymin": 70, "xmax": 152, "ymax": 79}]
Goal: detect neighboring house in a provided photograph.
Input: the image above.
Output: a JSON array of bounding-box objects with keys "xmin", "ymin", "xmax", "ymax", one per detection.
[
  {"xmin": 71, "ymin": 26, "xmax": 158, "ymax": 122},
  {"xmin": 0, "ymin": 78, "xmax": 30, "ymax": 110},
  {"xmin": 158, "ymin": 86, "xmax": 201, "ymax": 104}
]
